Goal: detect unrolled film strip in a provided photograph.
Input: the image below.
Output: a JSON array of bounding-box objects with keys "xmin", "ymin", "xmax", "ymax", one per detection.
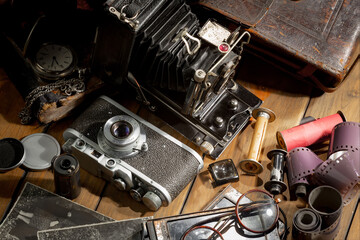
[
  {"xmin": 328, "ymin": 121, "xmax": 360, "ymax": 158},
  {"xmin": 314, "ymin": 149, "xmax": 360, "ymax": 205},
  {"xmin": 287, "ymin": 147, "xmax": 323, "ymax": 183}
]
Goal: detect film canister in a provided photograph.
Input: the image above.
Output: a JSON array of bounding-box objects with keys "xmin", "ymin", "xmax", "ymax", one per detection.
[{"xmin": 52, "ymin": 154, "xmax": 81, "ymax": 199}]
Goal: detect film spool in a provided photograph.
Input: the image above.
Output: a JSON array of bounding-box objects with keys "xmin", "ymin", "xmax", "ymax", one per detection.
[
  {"xmin": 292, "ymin": 208, "xmax": 322, "ymax": 239},
  {"xmin": 239, "ymin": 108, "xmax": 276, "ymax": 175},
  {"xmin": 277, "ymin": 111, "xmax": 346, "ymax": 151},
  {"xmin": 264, "ymin": 149, "xmax": 287, "ymax": 195},
  {"xmin": 287, "ymin": 147, "xmax": 323, "ymax": 198},
  {"xmin": 328, "ymin": 121, "xmax": 360, "ymax": 159},
  {"xmin": 53, "ymin": 154, "xmax": 81, "ymax": 199},
  {"xmin": 314, "ymin": 149, "xmax": 360, "ymax": 205}
]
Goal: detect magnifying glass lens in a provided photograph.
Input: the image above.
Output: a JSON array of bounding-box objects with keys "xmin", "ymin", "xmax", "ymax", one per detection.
[
  {"xmin": 237, "ymin": 191, "xmax": 278, "ymax": 233},
  {"xmin": 184, "ymin": 226, "xmax": 223, "ymax": 240}
]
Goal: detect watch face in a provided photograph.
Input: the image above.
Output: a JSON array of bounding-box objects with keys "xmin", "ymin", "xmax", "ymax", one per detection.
[{"xmin": 33, "ymin": 43, "xmax": 77, "ymax": 80}]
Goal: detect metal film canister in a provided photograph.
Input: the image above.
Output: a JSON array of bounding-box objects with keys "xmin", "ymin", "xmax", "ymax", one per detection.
[
  {"xmin": 264, "ymin": 149, "xmax": 287, "ymax": 195},
  {"xmin": 53, "ymin": 154, "xmax": 81, "ymax": 199},
  {"xmin": 239, "ymin": 108, "xmax": 276, "ymax": 175}
]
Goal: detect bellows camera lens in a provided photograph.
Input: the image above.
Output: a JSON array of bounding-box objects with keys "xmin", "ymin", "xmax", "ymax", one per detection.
[{"xmin": 111, "ymin": 121, "xmax": 133, "ymax": 139}]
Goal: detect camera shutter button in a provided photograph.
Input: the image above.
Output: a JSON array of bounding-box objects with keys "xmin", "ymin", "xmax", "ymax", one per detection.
[{"xmin": 142, "ymin": 191, "xmax": 162, "ymax": 211}]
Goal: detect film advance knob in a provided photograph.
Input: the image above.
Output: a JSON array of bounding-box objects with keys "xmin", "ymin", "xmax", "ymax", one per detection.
[{"xmin": 142, "ymin": 191, "xmax": 162, "ymax": 211}]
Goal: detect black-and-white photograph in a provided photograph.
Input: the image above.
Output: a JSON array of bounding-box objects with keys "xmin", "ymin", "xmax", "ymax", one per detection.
[
  {"xmin": 37, "ymin": 217, "xmax": 152, "ymax": 240},
  {"xmin": 0, "ymin": 183, "xmax": 113, "ymax": 240}
]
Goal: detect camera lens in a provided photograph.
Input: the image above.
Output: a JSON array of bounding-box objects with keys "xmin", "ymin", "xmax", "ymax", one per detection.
[{"xmin": 111, "ymin": 121, "xmax": 133, "ymax": 139}]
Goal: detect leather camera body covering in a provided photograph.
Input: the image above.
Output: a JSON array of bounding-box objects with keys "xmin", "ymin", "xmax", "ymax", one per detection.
[{"xmin": 194, "ymin": 0, "xmax": 360, "ymax": 92}]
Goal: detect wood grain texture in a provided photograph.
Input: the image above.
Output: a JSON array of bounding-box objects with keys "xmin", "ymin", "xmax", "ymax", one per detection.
[
  {"xmin": 0, "ymin": 69, "xmax": 44, "ymax": 220},
  {"xmin": 303, "ymin": 60, "xmax": 360, "ymax": 240},
  {"xmin": 347, "ymin": 198, "xmax": 360, "ymax": 240},
  {"xmin": 0, "ymin": 54, "xmax": 358, "ymax": 239}
]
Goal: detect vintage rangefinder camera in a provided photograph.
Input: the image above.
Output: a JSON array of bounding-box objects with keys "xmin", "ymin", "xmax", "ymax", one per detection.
[
  {"xmin": 93, "ymin": 0, "xmax": 262, "ymax": 159},
  {"xmin": 62, "ymin": 96, "xmax": 203, "ymax": 211}
]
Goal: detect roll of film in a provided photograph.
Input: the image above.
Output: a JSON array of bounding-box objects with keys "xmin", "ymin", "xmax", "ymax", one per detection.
[{"xmin": 53, "ymin": 153, "xmax": 81, "ymax": 199}]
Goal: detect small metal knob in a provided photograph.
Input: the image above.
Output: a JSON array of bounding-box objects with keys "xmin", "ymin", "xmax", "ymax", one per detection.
[
  {"xmin": 214, "ymin": 116, "xmax": 224, "ymax": 128},
  {"xmin": 130, "ymin": 187, "xmax": 145, "ymax": 202},
  {"xmin": 228, "ymin": 99, "xmax": 239, "ymax": 110},
  {"xmin": 194, "ymin": 69, "xmax": 206, "ymax": 82},
  {"xmin": 200, "ymin": 141, "xmax": 215, "ymax": 154},
  {"xmin": 113, "ymin": 178, "xmax": 127, "ymax": 191},
  {"xmin": 142, "ymin": 191, "xmax": 162, "ymax": 211}
]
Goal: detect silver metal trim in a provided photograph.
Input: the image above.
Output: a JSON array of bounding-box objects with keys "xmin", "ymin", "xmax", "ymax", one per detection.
[
  {"xmin": 63, "ymin": 128, "xmax": 173, "ymax": 205},
  {"xmin": 99, "ymin": 95, "xmax": 204, "ymax": 171}
]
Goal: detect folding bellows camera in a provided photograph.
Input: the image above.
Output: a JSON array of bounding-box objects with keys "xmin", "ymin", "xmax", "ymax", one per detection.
[{"xmin": 93, "ymin": 0, "xmax": 262, "ymax": 159}]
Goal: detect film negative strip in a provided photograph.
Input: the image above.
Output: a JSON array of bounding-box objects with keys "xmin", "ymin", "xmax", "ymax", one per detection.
[
  {"xmin": 328, "ymin": 121, "xmax": 360, "ymax": 158},
  {"xmin": 314, "ymin": 149, "xmax": 360, "ymax": 205},
  {"xmin": 292, "ymin": 208, "xmax": 322, "ymax": 239},
  {"xmin": 287, "ymin": 147, "xmax": 323, "ymax": 184},
  {"xmin": 293, "ymin": 210, "xmax": 341, "ymax": 240},
  {"xmin": 293, "ymin": 186, "xmax": 343, "ymax": 240}
]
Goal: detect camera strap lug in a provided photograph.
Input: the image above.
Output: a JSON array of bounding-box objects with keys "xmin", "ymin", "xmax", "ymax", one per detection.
[{"xmin": 109, "ymin": 6, "xmax": 139, "ymax": 29}]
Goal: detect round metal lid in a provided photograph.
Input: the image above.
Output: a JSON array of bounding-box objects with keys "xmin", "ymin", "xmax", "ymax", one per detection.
[
  {"xmin": 21, "ymin": 133, "xmax": 61, "ymax": 170},
  {"xmin": 0, "ymin": 138, "xmax": 26, "ymax": 172}
]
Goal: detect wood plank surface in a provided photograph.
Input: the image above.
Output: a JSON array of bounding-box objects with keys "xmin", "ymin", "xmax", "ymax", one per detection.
[
  {"xmin": 0, "ymin": 52, "xmax": 359, "ymax": 240},
  {"xmin": 0, "ymin": 69, "xmax": 45, "ymax": 220},
  {"xmin": 347, "ymin": 198, "xmax": 360, "ymax": 240}
]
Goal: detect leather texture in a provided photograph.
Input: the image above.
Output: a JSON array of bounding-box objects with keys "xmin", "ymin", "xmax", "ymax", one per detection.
[
  {"xmin": 69, "ymin": 97, "xmax": 201, "ymax": 200},
  {"xmin": 195, "ymin": 0, "xmax": 360, "ymax": 92}
]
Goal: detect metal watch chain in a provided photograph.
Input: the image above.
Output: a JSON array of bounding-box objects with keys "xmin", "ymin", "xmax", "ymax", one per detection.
[{"xmin": 19, "ymin": 68, "xmax": 87, "ymax": 124}]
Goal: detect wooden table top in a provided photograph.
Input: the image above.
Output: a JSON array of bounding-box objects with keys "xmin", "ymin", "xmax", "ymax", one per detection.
[{"xmin": 0, "ymin": 55, "xmax": 359, "ymax": 239}]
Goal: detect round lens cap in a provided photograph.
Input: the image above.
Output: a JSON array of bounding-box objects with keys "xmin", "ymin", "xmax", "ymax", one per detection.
[
  {"xmin": 21, "ymin": 133, "xmax": 61, "ymax": 170},
  {"xmin": 0, "ymin": 138, "xmax": 26, "ymax": 172}
]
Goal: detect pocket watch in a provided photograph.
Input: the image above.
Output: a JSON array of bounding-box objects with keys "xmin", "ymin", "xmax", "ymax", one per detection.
[{"xmin": 31, "ymin": 42, "xmax": 78, "ymax": 81}]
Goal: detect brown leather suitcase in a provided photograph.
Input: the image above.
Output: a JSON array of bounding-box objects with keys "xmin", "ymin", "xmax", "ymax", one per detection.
[{"xmin": 194, "ymin": 0, "xmax": 360, "ymax": 92}]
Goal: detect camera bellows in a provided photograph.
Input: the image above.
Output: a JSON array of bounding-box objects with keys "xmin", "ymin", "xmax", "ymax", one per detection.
[{"xmin": 93, "ymin": 0, "xmax": 262, "ymax": 159}]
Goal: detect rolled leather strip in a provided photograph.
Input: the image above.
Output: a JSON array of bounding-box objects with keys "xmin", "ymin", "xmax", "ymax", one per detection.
[
  {"xmin": 292, "ymin": 208, "xmax": 322, "ymax": 240},
  {"xmin": 314, "ymin": 149, "xmax": 360, "ymax": 205},
  {"xmin": 328, "ymin": 122, "xmax": 360, "ymax": 159}
]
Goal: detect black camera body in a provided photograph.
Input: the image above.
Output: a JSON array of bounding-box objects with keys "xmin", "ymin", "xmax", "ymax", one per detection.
[
  {"xmin": 63, "ymin": 96, "xmax": 203, "ymax": 211},
  {"xmin": 93, "ymin": 0, "xmax": 262, "ymax": 158}
]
